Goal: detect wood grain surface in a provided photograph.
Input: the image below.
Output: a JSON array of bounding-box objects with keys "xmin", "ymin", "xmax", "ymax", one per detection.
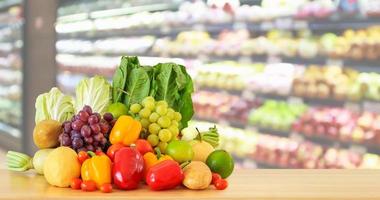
[{"xmin": 1, "ymin": 169, "xmax": 380, "ymax": 200}]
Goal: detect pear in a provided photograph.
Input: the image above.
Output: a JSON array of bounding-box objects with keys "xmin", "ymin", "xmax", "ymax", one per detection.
[{"xmin": 191, "ymin": 140, "xmax": 214, "ymax": 163}]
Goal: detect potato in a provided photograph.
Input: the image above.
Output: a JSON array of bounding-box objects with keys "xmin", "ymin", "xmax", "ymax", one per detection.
[
  {"xmin": 183, "ymin": 161, "xmax": 212, "ymax": 190},
  {"xmin": 33, "ymin": 119, "xmax": 62, "ymax": 149}
]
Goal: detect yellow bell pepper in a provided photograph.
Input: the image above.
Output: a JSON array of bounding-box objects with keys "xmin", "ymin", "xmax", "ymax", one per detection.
[
  {"xmin": 143, "ymin": 149, "xmax": 173, "ymax": 176},
  {"xmin": 109, "ymin": 115, "xmax": 142, "ymax": 145},
  {"xmin": 81, "ymin": 152, "xmax": 112, "ymax": 187}
]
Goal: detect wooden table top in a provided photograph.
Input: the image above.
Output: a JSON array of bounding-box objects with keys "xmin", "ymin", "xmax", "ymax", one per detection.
[{"xmin": 1, "ymin": 169, "xmax": 380, "ymax": 200}]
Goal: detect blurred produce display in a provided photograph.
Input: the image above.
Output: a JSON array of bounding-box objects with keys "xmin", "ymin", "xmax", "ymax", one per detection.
[
  {"xmin": 248, "ymin": 63, "xmax": 303, "ymax": 96},
  {"xmin": 194, "ymin": 61, "xmax": 264, "ymax": 91},
  {"xmin": 0, "ymin": 2, "xmax": 23, "ymax": 137},
  {"xmin": 56, "ymin": 0, "xmax": 380, "ymax": 169},
  {"xmin": 291, "ymin": 66, "xmax": 358, "ymax": 100},
  {"xmin": 293, "ymin": 108, "xmax": 380, "ymax": 146},
  {"xmin": 248, "ymin": 100, "xmax": 307, "ymax": 131},
  {"xmin": 152, "ymin": 27, "xmax": 380, "ymax": 61},
  {"xmin": 193, "ymin": 91, "xmax": 261, "ymax": 125}
]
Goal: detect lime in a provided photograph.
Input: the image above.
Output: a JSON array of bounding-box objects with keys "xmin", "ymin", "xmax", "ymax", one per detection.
[
  {"xmin": 107, "ymin": 102, "xmax": 128, "ymax": 119},
  {"xmin": 166, "ymin": 140, "xmax": 193, "ymax": 163},
  {"xmin": 206, "ymin": 150, "xmax": 234, "ymax": 178}
]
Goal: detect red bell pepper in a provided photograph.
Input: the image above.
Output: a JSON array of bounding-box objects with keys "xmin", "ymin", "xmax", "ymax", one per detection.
[
  {"xmin": 112, "ymin": 146, "xmax": 144, "ymax": 190},
  {"xmin": 146, "ymin": 160, "xmax": 184, "ymax": 190}
]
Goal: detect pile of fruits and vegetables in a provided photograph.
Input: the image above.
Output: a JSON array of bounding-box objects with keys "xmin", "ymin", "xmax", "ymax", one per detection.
[{"xmin": 6, "ymin": 56, "xmax": 234, "ymax": 193}]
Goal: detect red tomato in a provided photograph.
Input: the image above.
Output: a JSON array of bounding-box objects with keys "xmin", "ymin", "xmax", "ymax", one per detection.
[
  {"xmin": 100, "ymin": 183, "xmax": 113, "ymax": 193},
  {"xmin": 70, "ymin": 178, "xmax": 82, "ymax": 190},
  {"xmin": 95, "ymin": 149, "xmax": 106, "ymax": 156},
  {"xmin": 135, "ymin": 139, "xmax": 153, "ymax": 155},
  {"xmin": 81, "ymin": 180, "xmax": 97, "ymax": 192},
  {"xmin": 107, "ymin": 143, "xmax": 124, "ymax": 161},
  {"xmin": 212, "ymin": 173, "xmax": 222, "ymax": 184},
  {"xmin": 214, "ymin": 179, "xmax": 228, "ymax": 190},
  {"xmin": 77, "ymin": 151, "xmax": 89, "ymax": 164}
]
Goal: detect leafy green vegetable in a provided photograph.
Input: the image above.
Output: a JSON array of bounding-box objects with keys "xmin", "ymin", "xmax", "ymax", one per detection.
[
  {"xmin": 112, "ymin": 57, "xmax": 194, "ymax": 128},
  {"xmin": 75, "ymin": 75, "xmax": 111, "ymax": 114},
  {"xmin": 35, "ymin": 87, "xmax": 74, "ymax": 124},
  {"xmin": 112, "ymin": 56, "xmax": 140, "ymax": 103},
  {"xmin": 154, "ymin": 63, "xmax": 179, "ymax": 107},
  {"xmin": 176, "ymin": 66, "xmax": 194, "ymax": 128},
  {"xmin": 124, "ymin": 68, "xmax": 150, "ymax": 108}
]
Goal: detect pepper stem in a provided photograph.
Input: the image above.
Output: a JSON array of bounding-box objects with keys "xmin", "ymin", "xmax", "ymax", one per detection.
[
  {"xmin": 180, "ymin": 160, "xmax": 191, "ymax": 169},
  {"xmin": 87, "ymin": 151, "xmax": 96, "ymax": 157},
  {"xmin": 154, "ymin": 147, "xmax": 162, "ymax": 159}
]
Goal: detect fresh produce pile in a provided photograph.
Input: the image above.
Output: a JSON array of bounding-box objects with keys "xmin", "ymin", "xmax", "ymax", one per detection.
[
  {"xmin": 293, "ymin": 108, "xmax": 380, "ymax": 145},
  {"xmin": 193, "ymin": 90, "xmax": 261, "ymax": 125},
  {"xmin": 6, "ymin": 56, "xmax": 234, "ymax": 193},
  {"xmin": 152, "ymin": 27, "xmax": 380, "ymax": 61},
  {"xmin": 249, "ymin": 100, "xmax": 308, "ymax": 131}
]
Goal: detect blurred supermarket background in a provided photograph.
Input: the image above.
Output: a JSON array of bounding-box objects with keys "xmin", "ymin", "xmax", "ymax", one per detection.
[{"xmin": 1, "ymin": 0, "xmax": 380, "ymax": 169}]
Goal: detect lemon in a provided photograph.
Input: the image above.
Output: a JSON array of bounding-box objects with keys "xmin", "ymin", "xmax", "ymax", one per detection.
[{"xmin": 43, "ymin": 147, "xmax": 80, "ymax": 187}]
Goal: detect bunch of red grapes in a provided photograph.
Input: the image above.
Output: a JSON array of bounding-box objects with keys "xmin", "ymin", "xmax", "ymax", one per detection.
[{"xmin": 59, "ymin": 105, "xmax": 115, "ymax": 152}]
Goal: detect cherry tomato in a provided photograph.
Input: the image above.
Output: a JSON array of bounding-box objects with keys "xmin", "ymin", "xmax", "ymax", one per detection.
[
  {"xmin": 214, "ymin": 179, "xmax": 228, "ymax": 190},
  {"xmin": 107, "ymin": 143, "xmax": 124, "ymax": 161},
  {"xmin": 100, "ymin": 183, "xmax": 113, "ymax": 193},
  {"xmin": 135, "ymin": 139, "xmax": 153, "ymax": 155},
  {"xmin": 95, "ymin": 150, "xmax": 106, "ymax": 156},
  {"xmin": 77, "ymin": 151, "xmax": 89, "ymax": 164},
  {"xmin": 212, "ymin": 173, "xmax": 222, "ymax": 184},
  {"xmin": 70, "ymin": 178, "xmax": 82, "ymax": 190},
  {"xmin": 81, "ymin": 180, "xmax": 97, "ymax": 192}
]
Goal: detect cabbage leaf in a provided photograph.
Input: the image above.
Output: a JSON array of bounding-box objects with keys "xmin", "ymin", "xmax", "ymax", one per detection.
[
  {"xmin": 35, "ymin": 87, "xmax": 74, "ymax": 124},
  {"xmin": 75, "ymin": 75, "xmax": 111, "ymax": 114}
]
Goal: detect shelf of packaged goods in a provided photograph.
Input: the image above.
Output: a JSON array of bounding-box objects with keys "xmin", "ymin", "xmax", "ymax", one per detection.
[
  {"xmin": 297, "ymin": 132, "xmax": 380, "ymax": 155},
  {"xmin": 0, "ymin": 0, "xmax": 21, "ymax": 12},
  {"xmin": 54, "ymin": 51, "xmax": 380, "ymax": 71},
  {"xmin": 196, "ymin": 87, "xmax": 363, "ymax": 108},
  {"xmin": 193, "ymin": 115, "xmax": 290, "ymax": 137},
  {"xmin": 56, "ymin": 51, "xmax": 155, "ymax": 58},
  {"xmin": 0, "ymin": 80, "xmax": 20, "ymax": 87},
  {"xmin": 154, "ymin": 54, "xmax": 380, "ymax": 70},
  {"xmin": 0, "ymin": 121, "xmax": 20, "ymax": 138},
  {"xmin": 58, "ymin": 65, "xmax": 115, "ymax": 78},
  {"xmin": 57, "ymin": 16, "xmax": 380, "ymax": 39},
  {"xmin": 57, "ymin": 3, "xmax": 178, "ymax": 23}
]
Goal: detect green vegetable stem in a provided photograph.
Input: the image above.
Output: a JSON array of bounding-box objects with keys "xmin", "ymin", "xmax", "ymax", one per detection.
[{"xmin": 6, "ymin": 151, "xmax": 33, "ymax": 172}]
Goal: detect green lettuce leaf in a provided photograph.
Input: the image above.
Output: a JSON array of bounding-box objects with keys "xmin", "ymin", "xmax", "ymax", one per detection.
[
  {"xmin": 75, "ymin": 75, "xmax": 111, "ymax": 114},
  {"xmin": 154, "ymin": 63, "xmax": 179, "ymax": 107},
  {"xmin": 35, "ymin": 87, "xmax": 74, "ymax": 124},
  {"xmin": 112, "ymin": 56, "xmax": 140, "ymax": 103},
  {"xmin": 124, "ymin": 68, "xmax": 150, "ymax": 108}
]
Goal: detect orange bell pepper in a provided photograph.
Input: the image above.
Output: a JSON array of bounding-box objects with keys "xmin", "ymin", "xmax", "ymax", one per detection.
[
  {"xmin": 109, "ymin": 115, "xmax": 142, "ymax": 145},
  {"xmin": 143, "ymin": 148, "xmax": 173, "ymax": 177},
  {"xmin": 81, "ymin": 151, "xmax": 112, "ymax": 188}
]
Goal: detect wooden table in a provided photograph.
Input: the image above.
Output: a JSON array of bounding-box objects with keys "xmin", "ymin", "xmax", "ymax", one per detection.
[{"xmin": 1, "ymin": 169, "xmax": 380, "ymax": 200}]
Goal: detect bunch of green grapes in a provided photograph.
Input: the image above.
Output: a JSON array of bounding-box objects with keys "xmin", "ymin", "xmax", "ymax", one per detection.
[{"xmin": 129, "ymin": 96, "xmax": 182, "ymax": 153}]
